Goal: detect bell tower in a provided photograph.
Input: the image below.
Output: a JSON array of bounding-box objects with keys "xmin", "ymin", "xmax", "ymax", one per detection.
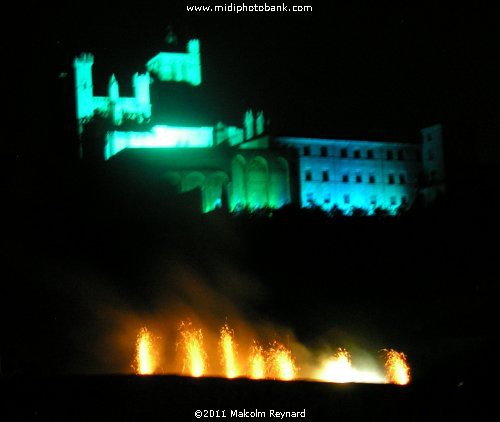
[{"xmin": 73, "ymin": 53, "xmax": 95, "ymax": 121}]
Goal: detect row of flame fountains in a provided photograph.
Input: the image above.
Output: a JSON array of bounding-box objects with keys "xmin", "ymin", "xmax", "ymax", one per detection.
[{"xmin": 134, "ymin": 322, "xmax": 410, "ymax": 385}]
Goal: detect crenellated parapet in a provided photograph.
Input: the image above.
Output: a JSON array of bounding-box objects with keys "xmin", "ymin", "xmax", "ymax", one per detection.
[{"xmin": 74, "ymin": 53, "xmax": 152, "ymax": 125}]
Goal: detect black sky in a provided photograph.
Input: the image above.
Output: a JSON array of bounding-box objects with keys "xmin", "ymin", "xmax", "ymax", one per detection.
[{"xmin": 12, "ymin": 2, "xmax": 500, "ymax": 178}]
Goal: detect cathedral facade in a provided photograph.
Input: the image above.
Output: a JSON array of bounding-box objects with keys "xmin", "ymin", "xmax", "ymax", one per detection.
[{"xmin": 74, "ymin": 39, "xmax": 445, "ymax": 214}]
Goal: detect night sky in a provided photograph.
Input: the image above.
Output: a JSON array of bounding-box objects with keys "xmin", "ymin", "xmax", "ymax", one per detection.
[
  {"xmin": 13, "ymin": 3, "xmax": 499, "ymax": 181},
  {"xmin": 3, "ymin": 0, "xmax": 500, "ymax": 390}
]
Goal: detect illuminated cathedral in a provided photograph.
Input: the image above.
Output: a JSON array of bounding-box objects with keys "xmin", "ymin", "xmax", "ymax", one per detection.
[{"xmin": 74, "ymin": 39, "xmax": 445, "ymax": 214}]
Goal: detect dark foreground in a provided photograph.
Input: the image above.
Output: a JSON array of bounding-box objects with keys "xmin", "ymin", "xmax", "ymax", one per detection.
[{"xmin": 2, "ymin": 375, "xmax": 492, "ymax": 421}]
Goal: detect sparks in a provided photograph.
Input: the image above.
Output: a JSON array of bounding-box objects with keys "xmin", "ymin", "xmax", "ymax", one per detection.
[
  {"xmin": 317, "ymin": 348, "xmax": 353, "ymax": 383},
  {"xmin": 267, "ymin": 341, "xmax": 297, "ymax": 381},
  {"xmin": 130, "ymin": 320, "xmax": 410, "ymax": 383},
  {"xmin": 316, "ymin": 348, "xmax": 385, "ymax": 384},
  {"xmin": 219, "ymin": 324, "xmax": 239, "ymax": 378},
  {"xmin": 135, "ymin": 327, "xmax": 156, "ymax": 375},
  {"xmin": 384, "ymin": 349, "xmax": 411, "ymax": 385},
  {"xmin": 178, "ymin": 321, "xmax": 207, "ymax": 377},
  {"xmin": 248, "ymin": 342, "xmax": 266, "ymax": 380}
]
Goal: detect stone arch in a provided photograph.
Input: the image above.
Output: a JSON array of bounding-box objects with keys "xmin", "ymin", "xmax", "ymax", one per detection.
[
  {"xmin": 247, "ymin": 156, "xmax": 269, "ymax": 209},
  {"xmin": 269, "ymin": 157, "xmax": 291, "ymax": 208},
  {"xmin": 205, "ymin": 171, "xmax": 229, "ymax": 212},
  {"xmin": 231, "ymin": 155, "xmax": 247, "ymax": 211},
  {"xmin": 161, "ymin": 171, "xmax": 182, "ymax": 193},
  {"xmin": 183, "ymin": 171, "xmax": 205, "ymax": 192}
]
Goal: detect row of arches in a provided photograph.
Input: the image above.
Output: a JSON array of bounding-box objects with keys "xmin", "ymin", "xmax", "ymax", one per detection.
[
  {"xmin": 161, "ymin": 155, "xmax": 291, "ymax": 213},
  {"xmin": 232, "ymin": 155, "xmax": 291, "ymax": 210}
]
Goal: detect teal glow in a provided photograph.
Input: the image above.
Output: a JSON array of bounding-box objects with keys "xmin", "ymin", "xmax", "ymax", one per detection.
[
  {"xmin": 255, "ymin": 111, "xmax": 265, "ymax": 136},
  {"xmin": 109, "ymin": 74, "xmax": 119, "ymax": 100},
  {"xmin": 105, "ymin": 126, "xmax": 214, "ymax": 160},
  {"xmin": 133, "ymin": 73, "xmax": 151, "ymax": 106},
  {"xmin": 73, "ymin": 54, "xmax": 95, "ymax": 120},
  {"xmin": 231, "ymin": 155, "xmax": 247, "ymax": 210},
  {"xmin": 246, "ymin": 157, "xmax": 269, "ymax": 208},
  {"xmin": 160, "ymin": 170, "xmax": 229, "ymax": 213},
  {"xmin": 74, "ymin": 54, "xmax": 152, "ymax": 124},
  {"xmin": 244, "ymin": 110, "xmax": 255, "ymax": 139},
  {"xmin": 146, "ymin": 39, "xmax": 201, "ymax": 86},
  {"xmin": 214, "ymin": 123, "xmax": 245, "ymax": 147},
  {"xmin": 74, "ymin": 39, "xmax": 443, "ymax": 216},
  {"xmin": 239, "ymin": 137, "xmax": 269, "ymax": 150},
  {"xmin": 274, "ymin": 137, "xmax": 420, "ymax": 215},
  {"xmin": 229, "ymin": 155, "xmax": 291, "ymax": 211}
]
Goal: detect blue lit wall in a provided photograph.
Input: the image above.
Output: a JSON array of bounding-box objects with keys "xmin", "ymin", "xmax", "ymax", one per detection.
[
  {"xmin": 274, "ymin": 137, "xmax": 422, "ymax": 214},
  {"xmin": 74, "ymin": 39, "xmax": 444, "ymax": 215}
]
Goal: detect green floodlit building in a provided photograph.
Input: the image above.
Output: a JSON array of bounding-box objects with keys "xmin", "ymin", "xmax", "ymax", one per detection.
[{"xmin": 74, "ymin": 39, "xmax": 445, "ymax": 214}]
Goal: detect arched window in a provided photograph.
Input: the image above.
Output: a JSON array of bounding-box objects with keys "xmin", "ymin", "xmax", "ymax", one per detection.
[{"xmin": 247, "ymin": 157, "xmax": 269, "ymax": 208}]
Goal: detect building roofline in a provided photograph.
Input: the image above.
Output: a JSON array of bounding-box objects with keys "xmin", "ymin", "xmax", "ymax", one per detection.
[{"xmin": 274, "ymin": 136, "xmax": 420, "ymax": 147}]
